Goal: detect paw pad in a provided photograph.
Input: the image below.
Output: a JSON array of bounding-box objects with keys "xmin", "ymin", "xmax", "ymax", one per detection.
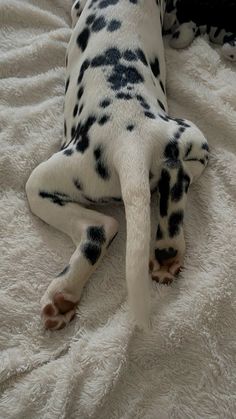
[
  {"xmin": 149, "ymin": 255, "xmax": 182, "ymax": 285},
  {"xmin": 41, "ymin": 292, "xmax": 78, "ymax": 330}
]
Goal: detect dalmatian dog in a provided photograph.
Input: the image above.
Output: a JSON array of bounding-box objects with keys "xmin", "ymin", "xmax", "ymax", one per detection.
[
  {"xmin": 26, "ymin": 0, "xmax": 209, "ymax": 330},
  {"xmin": 164, "ymin": 0, "xmax": 236, "ymax": 61}
]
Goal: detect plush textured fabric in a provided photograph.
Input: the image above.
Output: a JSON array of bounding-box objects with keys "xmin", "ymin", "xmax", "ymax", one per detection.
[{"xmin": 0, "ymin": 1, "xmax": 236, "ymax": 417}]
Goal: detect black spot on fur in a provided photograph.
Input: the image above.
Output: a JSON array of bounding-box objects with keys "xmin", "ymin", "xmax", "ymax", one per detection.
[
  {"xmin": 123, "ymin": 50, "xmax": 137, "ymax": 61},
  {"xmin": 129, "ymin": 0, "xmax": 138, "ymax": 3},
  {"xmin": 63, "ymin": 148, "xmax": 74, "ymax": 156},
  {"xmin": 78, "ymin": 59, "xmax": 90, "ymax": 83},
  {"xmin": 39, "ymin": 191, "xmax": 70, "ymax": 206},
  {"xmin": 159, "ymin": 80, "xmax": 165, "ymax": 94},
  {"xmin": 173, "ymin": 118, "xmax": 190, "ymax": 128},
  {"xmin": 71, "ymin": 125, "xmax": 76, "ymax": 138},
  {"xmin": 75, "ymin": 122, "xmax": 81, "ymax": 138},
  {"xmin": 184, "ymin": 173, "xmax": 191, "ymax": 192},
  {"xmin": 126, "ymin": 124, "xmax": 135, "ymax": 131},
  {"xmin": 82, "ymin": 242, "xmax": 101, "ymax": 265},
  {"xmin": 116, "ymin": 92, "xmax": 132, "ymax": 99},
  {"xmin": 64, "ymin": 121, "xmax": 67, "ymax": 137},
  {"xmin": 108, "ymin": 64, "xmax": 144, "ymax": 90},
  {"xmin": 136, "ymin": 48, "xmax": 148, "ymax": 66},
  {"xmin": 86, "ymin": 14, "xmax": 96, "ymax": 24},
  {"xmin": 83, "ymin": 115, "xmax": 97, "ymax": 132},
  {"xmin": 77, "ymin": 86, "xmax": 84, "ymax": 100},
  {"xmin": 106, "ymin": 47, "xmax": 122, "ymax": 64},
  {"xmin": 93, "ymin": 145, "xmax": 110, "ymax": 180},
  {"xmin": 158, "ymin": 169, "xmax": 170, "ymax": 217},
  {"xmin": 75, "ymin": 115, "xmax": 96, "ymax": 153},
  {"xmin": 76, "ymin": 135, "xmax": 89, "ymax": 153},
  {"xmin": 57, "ymin": 265, "xmax": 69, "ymax": 277},
  {"xmin": 107, "ymin": 19, "xmax": 121, "ymax": 31},
  {"xmin": 77, "ymin": 27, "xmax": 90, "ymax": 51},
  {"xmin": 96, "ymin": 161, "xmax": 110, "ymax": 179},
  {"xmin": 136, "ymin": 95, "xmax": 150, "ymax": 109},
  {"xmin": 158, "ymin": 113, "xmax": 169, "ymax": 122},
  {"xmin": 100, "ymin": 98, "xmax": 111, "ymax": 108},
  {"xmin": 174, "ymin": 127, "xmax": 185, "ymax": 140},
  {"xmin": 145, "ymin": 111, "xmax": 155, "ymax": 119},
  {"xmin": 94, "ymin": 146, "xmax": 101, "ymax": 160},
  {"xmin": 99, "ymin": 0, "xmax": 119, "ymax": 8},
  {"xmin": 88, "ymin": 0, "xmax": 95, "ymax": 9},
  {"xmin": 73, "ymin": 178, "xmax": 83, "ymax": 190},
  {"xmin": 92, "ymin": 16, "xmax": 107, "ymax": 31},
  {"xmin": 91, "ymin": 54, "xmax": 107, "ymax": 67},
  {"xmin": 164, "ymin": 141, "xmax": 179, "ymax": 163},
  {"xmin": 171, "ymin": 168, "xmax": 185, "ymax": 201},
  {"xmin": 79, "ymin": 104, "xmax": 84, "ymax": 114},
  {"xmin": 73, "ymin": 104, "xmax": 78, "ymax": 118},
  {"xmin": 171, "ymin": 167, "xmax": 190, "ymax": 202},
  {"xmin": 87, "ymin": 226, "xmax": 106, "ymax": 244},
  {"xmin": 65, "ymin": 78, "xmax": 70, "ymax": 93},
  {"xmin": 155, "ymin": 247, "xmax": 177, "ymax": 263},
  {"xmin": 185, "ymin": 143, "xmax": 192, "ymax": 157},
  {"xmin": 157, "ymin": 99, "xmax": 165, "ymax": 111},
  {"xmin": 150, "ymin": 57, "xmax": 160, "ymax": 77},
  {"xmin": 99, "ymin": 115, "xmax": 110, "ymax": 125},
  {"xmin": 202, "ymin": 142, "xmax": 209, "ymax": 151},
  {"xmin": 91, "ymin": 48, "xmax": 121, "ymax": 67},
  {"xmin": 168, "ymin": 211, "xmax": 184, "ymax": 237},
  {"xmin": 156, "ymin": 225, "xmax": 163, "ymax": 240}
]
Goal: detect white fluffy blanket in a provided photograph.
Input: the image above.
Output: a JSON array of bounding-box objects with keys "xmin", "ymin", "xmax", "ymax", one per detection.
[{"xmin": 1, "ymin": 1, "xmax": 236, "ymax": 418}]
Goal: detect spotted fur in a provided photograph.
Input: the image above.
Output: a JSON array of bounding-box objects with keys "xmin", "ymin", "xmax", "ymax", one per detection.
[{"xmin": 26, "ymin": 0, "xmax": 209, "ymax": 330}]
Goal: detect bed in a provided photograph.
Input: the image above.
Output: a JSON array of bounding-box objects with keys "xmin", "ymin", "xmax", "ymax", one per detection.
[{"xmin": 1, "ymin": 1, "xmax": 236, "ymax": 417}]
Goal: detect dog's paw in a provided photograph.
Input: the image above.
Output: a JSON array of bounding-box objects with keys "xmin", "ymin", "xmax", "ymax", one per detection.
[
  {"xmin": 41, "ymin": 292, "xmax": 79, "ymax": 330},
  {"xmin": 149, "ymin": 257, "xmax": 182, "ymax": 285}
]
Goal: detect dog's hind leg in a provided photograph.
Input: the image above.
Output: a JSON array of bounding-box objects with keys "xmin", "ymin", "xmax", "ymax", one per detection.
[
  {"xmin": 26, "ymin": 162, "xmax": 118, "ymax": 330},
  {"xmin": 150, "ymin": 122, "xmax": 209, "ymax": 284}
]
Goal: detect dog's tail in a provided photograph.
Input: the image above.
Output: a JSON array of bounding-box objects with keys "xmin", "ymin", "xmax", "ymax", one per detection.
[{"xmin": 116, "ymin": 146, "xmax": 151, "ymax": 329}]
